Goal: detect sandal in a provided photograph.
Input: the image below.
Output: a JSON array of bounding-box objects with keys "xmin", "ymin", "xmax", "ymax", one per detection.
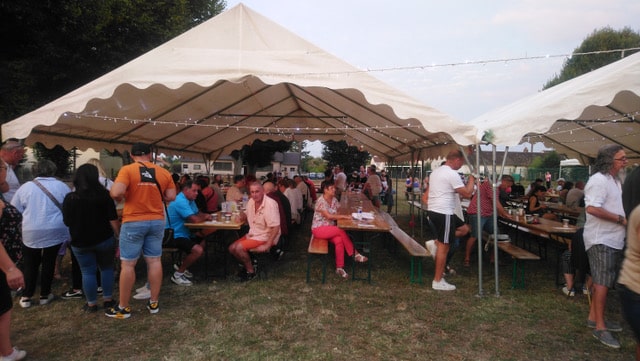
[
  {"xmin": 354, "ymin": 252, "xmax": 368, "ymax": 263},
  {"xmin": 336, "ymin": 268, "xmax": 348, "ymax": 279},
  {"xmin": 463, "ymin": 260, "xmax": 470, "ymax": 267}
]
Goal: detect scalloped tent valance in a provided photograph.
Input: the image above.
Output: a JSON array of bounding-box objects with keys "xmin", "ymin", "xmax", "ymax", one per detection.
[
  {"xmin": 2, "ymin": 3, "xmax": 475, "ymax": 162},
  {"xmin": 470, "ymin": 51, "xmax": 640, "ymax": 165}
]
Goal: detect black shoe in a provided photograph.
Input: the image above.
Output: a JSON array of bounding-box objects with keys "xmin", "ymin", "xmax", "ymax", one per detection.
[
  {"xmin": 82, "ymin": 303, "xmax": 98, "ymax": 313},
  {"xmin": 271, "ymin": 247, "xmax": 284, "ymax": 261},
  {"xmin": 239, "ymin": 271, "xmax": 257, "ymax": 282},
  {"xmin": 62, "ymin": 289, "xmax": 84, "ymax": 299},
  {"xmin": 103, "ymin": 300, "xmax": 116, "ymax": 310}
]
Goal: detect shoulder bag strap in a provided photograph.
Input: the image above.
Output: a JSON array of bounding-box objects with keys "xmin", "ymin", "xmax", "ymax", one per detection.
[
  {"xmin": 137, "ymin": 162, "xmax": 172, "ymax": 227},
  {"xmin": 33, "ymin": 179, "xmax": 63, "ymax": 212}
]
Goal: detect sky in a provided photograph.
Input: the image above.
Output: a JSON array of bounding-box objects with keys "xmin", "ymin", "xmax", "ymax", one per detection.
[{"xmin": 224, "ymin": 0, "xmax": 639, "ymax": 156}]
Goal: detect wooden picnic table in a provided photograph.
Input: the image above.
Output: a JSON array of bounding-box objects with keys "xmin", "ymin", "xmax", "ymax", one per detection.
[
  {"xmin": 541, "ymin": 202, "xmax": 583, "ymax": 218},
  {"xmin": 336, "ymin": 191, "xmax": 390, "ymax": 232}
]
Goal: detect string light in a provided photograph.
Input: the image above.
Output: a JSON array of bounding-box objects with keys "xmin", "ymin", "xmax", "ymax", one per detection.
[
  {"xmin": 265, "ymin": 47, "xmax": 640, "ymax": 77},
  {"xmin": 62, "ymin": 112, "xmax": 424, "ymax": 133}
]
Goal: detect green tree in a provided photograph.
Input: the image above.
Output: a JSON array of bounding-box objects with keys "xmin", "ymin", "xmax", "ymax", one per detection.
[
  {"xmin": 530, "ymin": 151, "xmax": 561, "ymax": 169},
  {"xmin": 321, "ymin": 140, "xmax": 370, "ymax": 174},
  {"xmin": 0, "ymin": 0, "xmax": 225, "ymax": 122},
  {"xmin": 32, "ymin": 142, "xmax": 73, "ymax": 179},
  {"xmin": 304, "ymin": 157, "xmax": 328, "ymax": 173},
  {"xmin": 543, "ymin": 27, "xmax": 640, "ymax": 89},
  {"xmin": 231, "ymin": 140, "xmax": 292, "ymax": 175}
]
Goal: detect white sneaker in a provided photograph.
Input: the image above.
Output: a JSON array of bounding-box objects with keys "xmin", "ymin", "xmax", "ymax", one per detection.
[
  {"xmin": 18, "ymin": 298, "xmax": 31, "ymax": 309},
  {"xmin": 133, "ymin": 287, "xmax": 151, "ymax": 300},
  {"xmin": 0, "ymin": 347, "xmax": 26, "ymax": 361},
  {"xmin": 135, "ymin": 284, "xmax": 150, "ymax": 294},
  {"xmin": 425, "ymin": 240, "xmax": 437, "ymax": 259},
  {"xmin": 171, "ymin": 273, "xmax": 192, "ymax": 286},
  {"xmin": 432, "ymin": 279, "xmax": 456, "ymax": 291},
  {"xmin": 562, "ymin": 286, "xmax": 575, "ymax": 297},
  {"xmin": 39, "ymin": 294, "xmax": 54, "ymax": 305},
  {"xmin": 173, "ymin": 264, "xmax": 193, "ymax": 278}
]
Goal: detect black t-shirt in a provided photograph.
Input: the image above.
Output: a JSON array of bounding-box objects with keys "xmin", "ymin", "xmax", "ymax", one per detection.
[{"xmin": 63, "ymin": 189, "xmax": 118, "ymax": 247}]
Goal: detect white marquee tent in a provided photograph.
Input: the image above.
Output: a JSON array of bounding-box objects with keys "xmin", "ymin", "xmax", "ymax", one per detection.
[
  {"xmin": 470, "ymin": 51, "xmax": 640, "ymax": 165},
  {"xmin": 2, "ymin": 3, "xmax": 476, "ymax": 161}
]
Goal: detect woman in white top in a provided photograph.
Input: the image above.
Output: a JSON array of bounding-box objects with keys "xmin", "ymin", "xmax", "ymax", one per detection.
[{"xmin": 11, "ymin": 160, "xmax": 70, "ymax": 308}]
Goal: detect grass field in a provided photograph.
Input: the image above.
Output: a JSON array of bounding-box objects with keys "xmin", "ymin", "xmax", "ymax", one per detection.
[{"xmin": 10, "ymin": 198, "xmax": 636, "ymax": 361}]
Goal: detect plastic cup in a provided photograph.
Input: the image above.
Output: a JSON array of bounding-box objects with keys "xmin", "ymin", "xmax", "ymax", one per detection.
[
  {"xmin": 224, "ymin": 213, "xmax": 231, "ymax": 223},
  {"xmin": 562, "ymin": 219, "xmax": 569, "ymax": 227}
]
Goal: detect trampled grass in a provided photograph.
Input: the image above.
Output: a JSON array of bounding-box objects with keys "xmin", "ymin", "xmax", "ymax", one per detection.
[{"xmin": 10, "ymin": 199, "xmax": 635, "ymax": 360}]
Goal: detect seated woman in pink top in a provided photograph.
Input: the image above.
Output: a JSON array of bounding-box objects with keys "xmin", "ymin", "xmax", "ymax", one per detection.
[{"xmin": 311, "ymin": 182, "xmax": 367, "ymax": 279}]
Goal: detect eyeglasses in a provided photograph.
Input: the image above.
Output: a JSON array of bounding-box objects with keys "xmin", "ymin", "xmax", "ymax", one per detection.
[{"xmin": 614, "ymin": 157, "xmax": 628, "ymax": 162}]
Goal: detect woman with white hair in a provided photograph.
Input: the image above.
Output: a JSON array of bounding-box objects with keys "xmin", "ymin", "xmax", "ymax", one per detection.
[{"xmin": 11, "ymin": 160, "xmax": 70, "ymax": 308}]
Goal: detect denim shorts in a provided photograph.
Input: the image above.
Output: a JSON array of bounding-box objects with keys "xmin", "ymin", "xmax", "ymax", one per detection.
[
  {"xmin": 468, "ymin": 214, "xmax": 494, "ymax": 236},
  {"xmin": 119, "ymin": 220, "xmax": 164, "ymax": 260}
]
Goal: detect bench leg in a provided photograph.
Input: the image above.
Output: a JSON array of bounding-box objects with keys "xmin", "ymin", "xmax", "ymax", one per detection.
[
  {"xmin": 511, "ymin": 258, "xmax": 527, "ymax": 289},
  {"xmin": 409, "ymin": 256, "xmax": 423, "ymax": 284},
  {"xmin": 351, "ymin": 237, "xmax": 372, "ymax": 284},
  {"xmin": 307, "ymin": 254, "xmax": 328, "ymax": 284}
]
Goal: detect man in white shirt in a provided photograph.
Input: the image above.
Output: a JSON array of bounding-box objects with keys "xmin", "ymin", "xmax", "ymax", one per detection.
[
  {"xmin": 583, "ymin": 145, "xmax": 628, "ymax": 349},
  {"xmin": 427, "ymin": 150, "xmax": 475, "ymax": 291},
  {"xmin": 333, "ymin": 165, "xmax": 347, "ymax": 199},
  {"xmin": 0, "ymin": 139, "xmax": 27, "ymax": 202}
]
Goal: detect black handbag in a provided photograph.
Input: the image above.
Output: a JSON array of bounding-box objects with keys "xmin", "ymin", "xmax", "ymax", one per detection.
[{"xmin": 162, "ymin": 227, "xmax": 174, "ymax": 247}]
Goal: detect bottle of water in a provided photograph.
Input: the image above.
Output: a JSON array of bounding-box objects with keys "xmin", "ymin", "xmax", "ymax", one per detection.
[{"xmin": 242, "ymin": 192, "xmax": 249, "ymax": 209}]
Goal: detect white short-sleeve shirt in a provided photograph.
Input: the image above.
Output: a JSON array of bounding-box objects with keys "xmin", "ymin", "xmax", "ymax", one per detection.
[
  {"xmin": 583, "ymin": 172, "xmax": 626, "ymax": 250},
  {"xmin": 427, "ymin": 165, "xmax": 464, "ymax": 215}
]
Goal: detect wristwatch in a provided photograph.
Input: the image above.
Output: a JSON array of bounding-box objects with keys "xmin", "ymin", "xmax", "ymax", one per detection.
[{"xmin": 617, "ymin": 215, "xmax": 624, "ymax": 224}]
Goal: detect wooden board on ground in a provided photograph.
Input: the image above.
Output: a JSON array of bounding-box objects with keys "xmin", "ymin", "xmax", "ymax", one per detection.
[{"xmin": 380, "ymin": 212, "xmax": 429, "ymax": 257}]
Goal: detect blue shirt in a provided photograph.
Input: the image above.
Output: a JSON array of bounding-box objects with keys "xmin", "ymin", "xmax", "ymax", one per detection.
[{"xmin": 166, "ymin": 192, "xmax": 198, "ymax": 239}]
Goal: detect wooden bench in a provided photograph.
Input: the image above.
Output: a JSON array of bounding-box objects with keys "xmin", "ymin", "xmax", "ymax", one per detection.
[
  {"xmin": 381, "ymin": 212, "xmax": 430, "ymax": 284},
  {"xmin": 306, "ymin": 235, "xmax": 329, "ymax": 283},
  {"xmin": 484, "ymin": 232, "xmax": 540, "ymax": 289}
]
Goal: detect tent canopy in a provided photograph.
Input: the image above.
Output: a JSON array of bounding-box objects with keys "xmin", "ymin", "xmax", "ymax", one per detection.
[
  {"xmin": 2, "ymin": 3, "xmax": 475, "ymax": 161},
  {"xmin": 469, "ymin": 52, "xmax": 640, "ymax": 164}
]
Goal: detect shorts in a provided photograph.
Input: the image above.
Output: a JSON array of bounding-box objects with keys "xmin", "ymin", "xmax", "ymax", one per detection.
[
  {"xmin": 0, "ymin": 271, "xmax": 12, "ymax": 316},
  {"xmin": 586, "ymin": 244, "xmax": 622, "ymax": 288},
  {"xmin": 119, "ymin": 219, "xmax": 165, "ymax": 260},
  {"xmin": 619, "ymin": 283, "xmax": 640, "ymax": 342},
  {"xmin": 235, "ymin": 236, "xmax": 267, "ymax": 251},
  {"xmin": 165, "ymin": 237, "xmax": 198, "ymax": 253},
  {"xmin": 427, "ymin": 211, "xmax": 464, "ymax": 245},
  {"xmin": 468, "ymin": 214, "xmax": 494, "ymax": 237}
]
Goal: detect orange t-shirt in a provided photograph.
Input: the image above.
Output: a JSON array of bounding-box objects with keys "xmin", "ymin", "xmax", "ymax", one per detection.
[{"xmin": 115, "ymin": 162, "xmax": 175, "ymax": 223}]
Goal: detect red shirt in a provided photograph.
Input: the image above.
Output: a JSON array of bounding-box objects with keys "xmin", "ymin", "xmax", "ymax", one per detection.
[{"xmin": 466, "ymin": 180, "xmax": 495, "ymax": 217}]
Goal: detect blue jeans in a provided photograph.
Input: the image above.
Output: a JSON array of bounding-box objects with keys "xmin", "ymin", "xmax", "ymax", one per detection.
[
  {"xmin": 71, "ymin": 236, "xmax": 116, "ymax": 304},
  {"xmin": 119, "ymin": 220, "xmax": 164, "ymax": 260}
]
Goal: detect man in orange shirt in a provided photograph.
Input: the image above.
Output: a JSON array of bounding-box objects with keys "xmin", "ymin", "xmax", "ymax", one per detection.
[{"xmin": 106, "ymin": 143, "xmax": 176, "ymax": 319}]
